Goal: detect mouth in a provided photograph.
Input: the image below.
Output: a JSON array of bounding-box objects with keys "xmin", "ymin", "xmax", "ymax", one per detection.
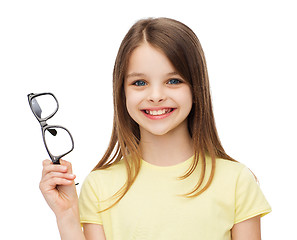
[{"xmin": 141, "ymin": 108, "xmax": 176, "ymax": 119}]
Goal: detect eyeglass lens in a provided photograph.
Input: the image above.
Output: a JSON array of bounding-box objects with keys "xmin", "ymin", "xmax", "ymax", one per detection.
[
  {"xmin": 32, "ymin": 94, "xmax": 57, "ymax": 119},
  {"xmin": 44, "ymin": 127, "xmax": 73, "ymax": 157}
]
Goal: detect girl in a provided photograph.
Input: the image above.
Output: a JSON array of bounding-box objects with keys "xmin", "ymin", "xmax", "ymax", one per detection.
[{"xmin": 40, "ymin": 17, "xmax": 271, "ymax": 240}]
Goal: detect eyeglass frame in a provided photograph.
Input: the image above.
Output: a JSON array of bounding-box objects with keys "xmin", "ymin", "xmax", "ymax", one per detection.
[{"xmin": 28, "ymin": 92, "xmax": 74, "ymax": 164}]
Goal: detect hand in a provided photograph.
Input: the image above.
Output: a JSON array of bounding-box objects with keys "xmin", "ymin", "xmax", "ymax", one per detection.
[{"xmin": 40, "ymin": 159, "xmax": 78, "ymax": 218}]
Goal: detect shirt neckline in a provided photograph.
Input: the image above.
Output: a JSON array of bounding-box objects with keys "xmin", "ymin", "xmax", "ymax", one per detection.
[{"xmin": 141, "ymin": 155, "xmax": 194, "ymax": 170}]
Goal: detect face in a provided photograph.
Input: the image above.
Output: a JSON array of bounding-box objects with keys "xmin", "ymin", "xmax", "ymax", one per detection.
[{"xmin": 124, "ymin": 43, "xmax": 193, "ymax": 138}]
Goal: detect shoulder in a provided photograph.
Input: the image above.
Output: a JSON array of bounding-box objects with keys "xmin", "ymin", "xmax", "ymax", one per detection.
[
  {"xmin": 214, "ymin": 158, "xmax": 272, "ymax": 223},
  {"xmin": 81, "ymin": 160, "xmax": 127, "ymax": 196},
  {"xmin": 215, "ymin": 158, "xmax": 249, "ymax": 176},
  {"xmin": 210, "ymin": 157, "xmax": 258, "ymax": 188},
  {"xmin": 87, "ymin": 160, "xmax": 126, "ymax": 181}
]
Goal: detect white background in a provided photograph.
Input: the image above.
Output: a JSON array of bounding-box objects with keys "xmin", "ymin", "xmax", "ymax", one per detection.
[{"xmin": 1, "ymin": 0, "xmax": 296, "ymax": 239}]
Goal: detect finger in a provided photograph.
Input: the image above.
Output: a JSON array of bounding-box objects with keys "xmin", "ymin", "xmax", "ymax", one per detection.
[
  {"xmin": 44, "ymin": 172, "xmax": 76, "ymax": 181},
  {"xmin": 60, "ymin": 159, "xmax": 73, "ymax": 174},
  {"xmin": 42, "ymin": 159, "xmax": 53, "ymax": 176},
  {"xmin": 42, "ymin": 160, "xmax": 68, "ymax": 177},
  {"xmin": 42, "ymin": 164, "xmax": 68, "ymax": 178},
  {"xmin": 40, "ymin": 176, "xmax": 74, "ymax": 192},
  {"xmin": 40, "ymin": 171, "xmax": 76, "ymax": 189},
  {"xmin": 42, "ymin": 159, "xmax": 52, "ymax": 167}
]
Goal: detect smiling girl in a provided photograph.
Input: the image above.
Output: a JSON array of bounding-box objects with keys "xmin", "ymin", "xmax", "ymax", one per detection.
[{"xmin": 40, "ymin": 17, "xmax": 271, "ymax": 240}]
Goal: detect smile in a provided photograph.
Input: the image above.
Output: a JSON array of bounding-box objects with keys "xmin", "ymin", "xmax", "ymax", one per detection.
[
  {"xmin": 141, "ymin": 108, "xmax": 176, "ymax": 119},
  {"xmin": 145, "ymin": 108, "xmax": 173, "ymax": 116}
]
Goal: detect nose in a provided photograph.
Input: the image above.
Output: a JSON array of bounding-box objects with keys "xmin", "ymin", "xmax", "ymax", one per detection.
[{"xmin": 147, "ymin": 85, "xmax": 166, "ymax": 103}]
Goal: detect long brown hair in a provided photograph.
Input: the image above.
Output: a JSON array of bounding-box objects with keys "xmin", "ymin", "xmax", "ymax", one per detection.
[{"xmin": 93, "ymin": 17, "xmax": 235, "ymax": 210}]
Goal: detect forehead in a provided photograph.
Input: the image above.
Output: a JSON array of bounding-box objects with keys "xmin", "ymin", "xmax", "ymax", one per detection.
[{"xmin": 126, "ymin": 43, "xmax": 177, "ymax": 78}]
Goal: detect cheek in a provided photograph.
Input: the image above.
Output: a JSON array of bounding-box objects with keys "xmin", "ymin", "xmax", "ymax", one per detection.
[
  {"xmin": 125, "ymin": 97, "xmax": 133, "ymax": 117},
  {"xmin": 125, "ymin": 89, "xmax": 141, "ymax": 117},
  {"xmin": 178, "ymin": 88, "xmax": 193, "ymax": 112}
]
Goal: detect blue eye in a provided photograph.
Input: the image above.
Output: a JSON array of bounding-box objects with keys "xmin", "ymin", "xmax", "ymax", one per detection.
[
  {"xmin": 168, "ymin": 79, "xmax": 181, "ymax": 84},
  {"xmin": 133, "ymin": 80, "xmax": 147, "ymax": 86}
]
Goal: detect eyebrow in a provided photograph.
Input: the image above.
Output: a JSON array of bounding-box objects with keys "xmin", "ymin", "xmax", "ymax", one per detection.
[
  {"xmin": 126, "ymin": 72, "xmax": 146, "ymax": 79},
  {"xmin": 126, "ymin": 71, "xmax": 180, "ymax": 79}
]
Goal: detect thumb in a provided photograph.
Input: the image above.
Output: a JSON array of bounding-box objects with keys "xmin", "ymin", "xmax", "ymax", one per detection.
[{"xmin": 59, "ymin": 159, "xmax": 73, "ymax": 174}]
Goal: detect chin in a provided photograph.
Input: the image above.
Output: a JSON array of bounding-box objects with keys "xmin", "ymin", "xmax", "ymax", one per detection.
[
  {"xmin": 141, "ymin": 126, "xmax": 176, "ymax": 137},
  {"xmin": 150, "ymin": 131, "xmax": 170, "ymax": 136}
]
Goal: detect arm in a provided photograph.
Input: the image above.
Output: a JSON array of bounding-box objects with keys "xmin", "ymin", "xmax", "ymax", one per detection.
[
  {"xmin": 56, "ymin": 209, "xmax": 85, "ymax": 240},
  {"xmin": 40, "ymin": 159, "xmax": 85, "ymax": 240},
  {"xmin": 231, "ymin": 215, "xmax": 261, "ymax": 240},
  {"xmin": 40, "ymin": 160, "xmax": 107, "ymax": 240},
  {"xmin": 83, "ymin": 224, "xmax": 106, "ymax": 240}
]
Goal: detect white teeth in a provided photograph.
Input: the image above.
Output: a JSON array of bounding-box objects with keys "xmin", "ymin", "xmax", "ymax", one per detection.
[{"xmin": 145, "ymin": 109, "xmax": 171, "ymax": 116}]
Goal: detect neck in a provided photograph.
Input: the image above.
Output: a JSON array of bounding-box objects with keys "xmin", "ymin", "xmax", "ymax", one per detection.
[{"xmin": 139, "ymin": 124, "xmax": 194, "ymax": 167}]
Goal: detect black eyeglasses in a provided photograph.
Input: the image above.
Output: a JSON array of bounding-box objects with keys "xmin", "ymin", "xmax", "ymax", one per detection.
[{"xmin": 28, "ymin": 92, "xmax": 74, "ymax": 164}]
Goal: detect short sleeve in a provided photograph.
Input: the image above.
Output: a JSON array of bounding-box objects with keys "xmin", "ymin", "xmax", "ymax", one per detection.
[
  {"xmin": 78, "ymin": 173, "xmax": 103, "ymax": 225},
  {"xmin": 234, "ymin": 166, "xmax": 271, "ymax": 224}
]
